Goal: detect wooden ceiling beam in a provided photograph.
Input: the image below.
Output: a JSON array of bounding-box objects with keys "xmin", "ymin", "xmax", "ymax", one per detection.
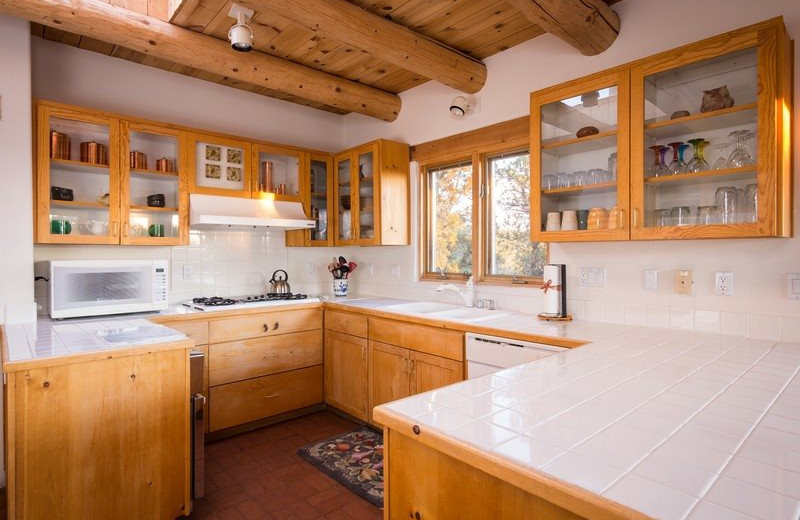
[
  {"xmin": 502, "ymin": 0, "xmax": 619, "ymax": 56},
  {"xmin": 229, "ymin": 0, "xmax": 488, "ymax": 94},
  {"xmin": 0, "ymin": 0, "xmax": 402, "ymax": 121}
]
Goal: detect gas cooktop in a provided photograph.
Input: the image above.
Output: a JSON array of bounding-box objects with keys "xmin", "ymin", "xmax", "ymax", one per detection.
[{"xmin": 182, "ymin": 293, "xmax": 313, "ymax": 311}]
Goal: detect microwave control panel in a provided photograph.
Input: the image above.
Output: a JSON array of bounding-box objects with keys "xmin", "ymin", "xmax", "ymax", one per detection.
[{"xmin": 153, "ymin": 263, "xmax": 168, "ymax": 305}]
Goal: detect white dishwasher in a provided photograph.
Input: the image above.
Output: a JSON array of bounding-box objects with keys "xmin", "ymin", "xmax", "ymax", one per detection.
[{"xmin": 465, "ymin": 332, "xmax": 567, "ymax": 378}]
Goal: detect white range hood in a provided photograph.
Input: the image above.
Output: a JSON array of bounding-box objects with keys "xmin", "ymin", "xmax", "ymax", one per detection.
[{"xmin": 190, "ymin": 194, "xmax": 315, "ymax": 229}]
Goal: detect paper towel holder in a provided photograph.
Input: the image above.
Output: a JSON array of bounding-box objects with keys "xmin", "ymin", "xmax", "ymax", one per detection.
[{"xmin": 538, "ymin": 263, "xmax": 571, "ymax": 321}]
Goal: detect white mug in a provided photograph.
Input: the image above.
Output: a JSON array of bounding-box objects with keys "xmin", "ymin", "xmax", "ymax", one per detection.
[
  {"xmin": 561, "ymin": 210, "xmax": 578, "ymax": 231},
  {"xmin": 545, "ymin": 212, "xmax": 561, "ymax": 232}
]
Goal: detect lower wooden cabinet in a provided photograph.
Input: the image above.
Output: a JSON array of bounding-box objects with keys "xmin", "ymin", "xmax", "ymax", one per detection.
[
  {"xmin": 410, "ymin": 350, "xmax": 463, "ymax": 394},
  {"xmin": 324, "ymin": 330, "xmax": 369, "ymax": 420},
  {"xmin": 369, "ymin": 341, "xmax": 412, "ymax": 413},
  {"xmin": 210, "ymin": 365, "xmax": 323, "ymax": 431}
]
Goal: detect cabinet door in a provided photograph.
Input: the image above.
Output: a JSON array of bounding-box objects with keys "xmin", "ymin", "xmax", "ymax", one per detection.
[
  {"xmin": 251, "ymin": 143, "xmax": 305, "ymax": 203},
  {"xmin": 324, "ymin": 330, "xmax": 369, "ymax": 420},
  {"xmin": 369, "ymin": 341, "xmax": 411, "ymax": 423},
  {"xmin": 120, "ymin": 121, "xmax": 187, "ymax": 245},
  {"xmin": 410, "ymin": 350, "xmax": 463, "ymax": 395},
  {"xmin": 187, "ymin": 132, "xmax": 251, "ymax": 198},
  {"xmin": 355, "ymin": 143, "xmax": 378, "ymax": 245},
  {"xmin": 531, "ymin": 68, "xmax": 630, "ymax": 242},
  {"xmin": 630, "ymin": 20, "xmax": 791, "ymax": 239},
  {"xmin": 333, "ymin": 152, "xmax": 359, "ymax": 246},
  {"xmin": 36, "ymin": 103, "xmax": 121, "ymax": 244},
  {"xmin": 288, "ymin": 152, "xmax": 333, "ymax": 247}
]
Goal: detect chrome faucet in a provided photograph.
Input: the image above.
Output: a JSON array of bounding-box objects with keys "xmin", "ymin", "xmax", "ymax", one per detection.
[{"xmin": 436, "ymin": 276, "xmax": 474, "ymax": 308}]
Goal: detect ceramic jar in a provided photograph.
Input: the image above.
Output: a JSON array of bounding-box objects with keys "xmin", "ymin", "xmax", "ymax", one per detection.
[
  {"xmin": 587, "ymin": 207, "xmax": 608, "ymax": 230},
  {"xmin": 545, "ymin": 212, "xmax": 561, "ymax": 232},
  {"xmin": 561, "ymin": 210, "xmax": 578, "ymax": 231},
  {"xmin": 608, "ymin": 206, "xmax": 622, "ymax": 230}
]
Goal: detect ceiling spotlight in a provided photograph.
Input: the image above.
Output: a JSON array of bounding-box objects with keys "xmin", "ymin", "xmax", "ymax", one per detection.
[
  {"xmin": 450, "ymin": 95, "xmax": 481, "ymax": 118},
  {"xmin": 228, "ymin": 4, "xmax": 255, "ymax": 52}
]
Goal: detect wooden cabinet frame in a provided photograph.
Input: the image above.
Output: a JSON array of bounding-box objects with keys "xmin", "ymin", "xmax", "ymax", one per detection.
[{"xmin": 187, "ymin": 131, "xmax": 253, "ymax": 198}]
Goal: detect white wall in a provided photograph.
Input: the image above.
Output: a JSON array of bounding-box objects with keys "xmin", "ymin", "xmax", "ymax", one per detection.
[{"xmin": 335, "ymin": 0, "xmax": 800, "ymax": 339}]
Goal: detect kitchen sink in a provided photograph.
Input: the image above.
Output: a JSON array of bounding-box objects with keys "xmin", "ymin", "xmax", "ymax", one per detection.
[
  {"xmin": 427, "ymin": 307, "xmax": 512, "ymax": 323},
  {"xmin": 382, "ymin": 301, "xmax": 460, "ymax": 314}
]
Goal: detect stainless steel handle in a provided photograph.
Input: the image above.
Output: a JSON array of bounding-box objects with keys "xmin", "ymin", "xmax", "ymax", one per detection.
[{"xmin": 193, "ymin": 393, "xmax": 207, "ymax": 405}]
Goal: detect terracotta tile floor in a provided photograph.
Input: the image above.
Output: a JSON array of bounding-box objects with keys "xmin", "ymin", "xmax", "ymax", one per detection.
[{"xmin": 189, "ymin": 411, "xmax": 383, "ymax": 520}]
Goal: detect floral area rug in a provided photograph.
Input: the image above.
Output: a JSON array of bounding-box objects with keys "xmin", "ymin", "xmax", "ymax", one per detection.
[{"xmin": 297, "ymin": 427, "xmax": 384, "ymax": 508}]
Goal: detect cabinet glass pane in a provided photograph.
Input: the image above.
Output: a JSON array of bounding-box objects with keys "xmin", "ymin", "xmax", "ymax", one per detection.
[
  {"xmin": 358, "ymin": 151, "xmax": 375, "ymax": 240},
  {"xmin": 49, "ymin": 116, "xmax": 112, "ymax": 238},
  {"xmin": 195, "ymin": 141, "xmax": 245, "ymax": 191},
  {"xmin": 310, "ymin": 159, "xmax": 329, "ymax": 241},
  {"xmin": 256, "ymin": 152, "xmax": 300, "ymax": 197},
  {"xmin": 337, "ymin": 158, "xmax": 354, "ymax": 240},
  {"xmin": 642, "ymin": 48, "xmax": 758, "ymax": 227},
  {"xmin": 128, "ymin": 131, "xmax": 180, "ymax": 239},
  {"xmin": 539, "ymin": 86, "xmax": 619, "ymax": 232}
]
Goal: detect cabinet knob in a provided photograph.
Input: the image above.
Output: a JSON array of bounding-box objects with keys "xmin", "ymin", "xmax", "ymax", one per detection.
[
  {"xmin": 274, "ymin": 322, "xmax": 280, "ymax": 330},
  {"xmin": 262, "ymin": 323, "xmax": 269, "ymax": 332}
]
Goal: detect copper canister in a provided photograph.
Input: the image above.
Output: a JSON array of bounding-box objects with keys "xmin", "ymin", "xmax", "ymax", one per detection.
[
  {"xmin": 156, "ymin": 158, "xmax": 173, "ymax": 173},
  {"xmin": 50, "ymin": 131, "xmax": 71, "ymax": 160},
  {"xmin": 98, "ymin": 144, "xmax": 108, "ymax": 165},
  {"xmin": 81, "ymin": 141, "xmax": 109, "ymax": 165},
  {"xmin": 129, "ymin": 150, "xmax": 147, "ymax": 170},
  {"xmin": 260, "ymin": 161, "xmax": 274, "ymax": 193}
]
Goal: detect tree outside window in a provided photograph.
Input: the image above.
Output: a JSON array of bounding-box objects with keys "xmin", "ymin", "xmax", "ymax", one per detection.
[{"xmin": 427, "ymin": 162, "xmax": 472, "ymax": 274}]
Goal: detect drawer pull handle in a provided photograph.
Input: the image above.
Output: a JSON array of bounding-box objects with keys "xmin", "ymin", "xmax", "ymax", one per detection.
[
  {"xmin": 338, "ymin": 321, "xmax": 348, "ymax": 328},
  {"xmin": 265, "ymin": 393, "xmax": 279, "ymax": 399},
  {"xmin": 403, "ymin": 357, "xmax": 409, "ymax": 374},
  {"xmin": 262, "ymin": 323, "xmax": 269, "ymax": 332},
  {"xmin": 273, "ymin": 322, "xmax": 280, "ymax": 330},
  {"xmin": 261, "ymin": 354, "xmax": 279, "ymax": 360}
]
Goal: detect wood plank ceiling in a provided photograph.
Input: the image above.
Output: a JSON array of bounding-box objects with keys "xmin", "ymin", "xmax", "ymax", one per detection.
[{"xmin": 30, "ymin": 0, "xmax": 616, "ymax": 116}]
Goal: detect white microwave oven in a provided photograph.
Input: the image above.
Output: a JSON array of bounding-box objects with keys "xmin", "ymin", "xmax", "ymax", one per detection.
[{"xmin": 47, "ymin": 260, "xmax": 169, "ymax": 319}]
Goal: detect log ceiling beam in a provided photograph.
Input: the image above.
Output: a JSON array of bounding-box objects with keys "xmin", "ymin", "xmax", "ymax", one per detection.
[
  {"xmin": 503, "ymin": 0, "xmax": 620, "ymax": 56},
  {"xmin": 230, "ymin": 0, "xmax": 488, "ymax": 94},
  {"xmin": 0, "ymin": 0, "xmax": 402, "ymax": 121}
]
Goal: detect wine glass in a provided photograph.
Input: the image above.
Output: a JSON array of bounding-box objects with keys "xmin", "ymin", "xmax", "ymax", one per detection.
[
  {"xmin": 667, "ymin": 142, "xmax": 683, "ymax": 174},
  {"xmin": 711, "ymin": 142, "xmax": 730, "ymax": 170},
  {"xmin": 647, "ymin": 145, "xmax": 669, "ymax": 177},
  {"xmin": 727, "ymin": 130, "xmax": 755, "ymax": 168},
  {"xmin": 677, "ymin": 144, "xmax": 691, "ymax": 173},
  {"xmin": 687, "ymin": 138, "xmax": 710, "ymax": 172}
]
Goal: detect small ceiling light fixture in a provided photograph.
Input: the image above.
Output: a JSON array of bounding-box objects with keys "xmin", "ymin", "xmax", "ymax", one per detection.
[
  {"xmin": 228, "ymin": 4, "xmax": 255, "ymax": 52},
  {"xmin": 449, "ymin": 95, "xmax": 480, "ymax": 118},
  {"xmin": 581, "ymin": 90, "xmax": 600, "ymax": 107}
]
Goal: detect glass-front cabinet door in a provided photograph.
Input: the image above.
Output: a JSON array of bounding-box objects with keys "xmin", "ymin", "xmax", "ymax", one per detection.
[
  {"xmin": 120, "ymin": 122, "xmax": 186, "ymax": 245},
  {"xmin": 309, "ymin": 154, "xmax": 333, "ymax": 246},
  {"xmin": 251, "ymin": 144, "xmax": 304, "ymax": 202},
  {"xmin": 36, "ymin": 104, "xmax": 121, "ymax": 244},
  {"xmin": 531, "ymin": 69, "xmax": 630, "ymax": 242},
  {"xmin": 631, "ymin": 20, "xmax": 792, "ymax": 239},
  {"xmin": 334, "ymin": 152, "xmax": 358, "ymax": 246},
  {"xmin": 356, "ymin": 145, "xmax": 379, "ymax": 246}
]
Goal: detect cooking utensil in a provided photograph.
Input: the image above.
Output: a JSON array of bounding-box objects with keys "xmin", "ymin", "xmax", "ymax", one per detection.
[
  {"xmin": 338, "ymin": 256, "xmax": 347, "ymax": 266},
  {"xmin": 347, "ymin": 261, "xmax": 357, "ymax": 274},
  {"xmin": 269, "ymin": 269, "xmax": 291, "ymax": 294}
]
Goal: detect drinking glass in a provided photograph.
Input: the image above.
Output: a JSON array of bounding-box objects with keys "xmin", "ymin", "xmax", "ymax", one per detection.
[
  {"xmin": 667, "ymin": 142, "xmax": 683, "ymax": 174},
  {"xmin": 677, "ymin": 143, "xmax": 691, "ymax": 173},
  {"xmin": 573, "ymin": 170, "xmax": 589, "ymax": 186},
  {"xmin": 654, "ymin": 208, "xmax": 672, "ymax": 227},
  {"xmin": 687, "ymin": 138, "xmax": 710, "ymax": 172},
  {"xmin": 715, "ymin": 186, "xmax": 738, "ymax": 224},
  {"xmin": 542, "ymin": 174, "xmax": 558, "ymax": 190},
  {"xmin": 556, "ymin": 172, "xmax": 570, "ymax": 188},
  {"xmin": 588, "ymin": 168, "xmax": 604, "ymax": 184},
  {"xmin": 743, "ymin": 183, "xmax": 758, "ymax": 222},
  {"xmin": 727, "ymin": 130, "xmax": 755, "ymax": 168},
  {"xmin": 647, "ymin": 145, "xmax": 668, "ymax": 177},
  {"xmin": 671, "ymin": 206, "xmax": 691, "ymax": 226},
  {"xmin": 600, "ymin": 169, "xmax": 613, "ymax": 182},
  {"xmin": 711, "ymin": 142, "xmax": 730, "ymax": 170},
  {"xmin": 697, "ymin": 205, "xmax": 721, "ymax": 225},
  {"xmin": 607, "ymin": 152, "xmax": 617, "ymax": 180}
]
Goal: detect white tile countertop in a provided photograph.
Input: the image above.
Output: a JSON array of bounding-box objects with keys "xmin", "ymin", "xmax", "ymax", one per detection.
[
  {"xmin": 378, "ymin": 327, "xmax": 800, "ymax": 520},
  {"xmin": 2, "ymin": 314, "xmax": 187, "ymax": 365}
]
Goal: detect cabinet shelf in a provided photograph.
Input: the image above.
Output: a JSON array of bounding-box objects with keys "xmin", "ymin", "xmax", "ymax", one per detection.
[
  {"xmin": 311, "ymin": 192, "xmax": 327, "ymax": 197},
  {"xmin": 541, "ymin": 131, "xmax": 617, "ymax": 157},
  {"xmin": 50, "ymin": 158, "xmax": 110, "ymax": 174},
  {"xmin": 130, "ymin": 168, "xmax": 178, "ymax": 180},
  {"xmin": 644, "ymin": 103, "xmax": 758, "ymax": 140},
  {"xmin": 129, "ymin": 205, "xmax": 178, "ymax": 213},
  {"xmin": 541, "ymin": 181, "xmax": 617, "ymax": 196},
  {"xmin": 643, "ymin": 166, "xmax": 756, "ymax": 186},
  {"xmin": 51, "ymin": 200, "xmax": 108, "ymax": 209}
]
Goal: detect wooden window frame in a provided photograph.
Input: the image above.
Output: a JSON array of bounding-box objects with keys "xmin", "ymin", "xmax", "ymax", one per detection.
[{"xmin": 417, "ymin": 119, "xmax": 549, "ymax": 285}]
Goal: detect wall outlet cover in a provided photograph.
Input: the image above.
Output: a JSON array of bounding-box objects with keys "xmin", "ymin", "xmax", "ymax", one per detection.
[
  {"xmin": 714, "ymin": 271, "xmax": 734, "ymax": 296},
  {"xmin": 675, "ymin": 269, "xmax": 693, "ymax": 295},
  {"xmin": 182, "ymin": 264, "xmax": 194, "ymax": 280},
  {"xmin": 578, "ymin": 267, "xmax": 606, "ymax": 288},
  {"xmin": 644, "ymin": 269, "xmax": 658, "ymax": 292},
  {"xmin": 390, "ymin": 264, "xmax": 400, "ymax": 280},
  {"xmin": 368, "ymin": 263, "xmax": 375, "ymax": 277},
  {"xmin": 788, "ymin": 273, "xmax": 800, "ymax": 299}
]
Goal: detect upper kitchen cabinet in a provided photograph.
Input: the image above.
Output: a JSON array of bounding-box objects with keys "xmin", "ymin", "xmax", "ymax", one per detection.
[
  {"xmin": 187, "ymin": 132, "xmax": 252, "ymax": 198},
  {"xmin": 120, "ymin": 121, "xmax": 188, "ymax": 245},
  {"xmin": 630, "ymin": 18, "xmax": 792, "ymax": 239},
  {"xmin": 286, "ymin": 153, "xmax": 334, "ymax": 247},
  {"xmin": 332, "ymin": 139, "xmax": 410, "ymax": 247},
  {"xmin": 36, "ymin": 103, "xmax": 122, "ymax": 245},
  {"xmin": 250, "ymin": 143, "xmax": 306, "ymax": 203},
  {"xmin": 531, "ymin": 69, "xmax": 630, "ymax": 242}
]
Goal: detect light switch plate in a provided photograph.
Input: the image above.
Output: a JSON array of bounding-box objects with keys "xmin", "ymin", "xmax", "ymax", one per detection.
[
  {"xmin": 714, "ymin": 271, "xmax": 734, "ymax": 296},
  {"xmin": 390, "ymin": 264, "xmax": 400, "ymax": 280},
  {"xmin": 675, "ymin": 269, "xmax": 693, "ymax": 295},
  {"xmin": 788, "ymin": 273, "xmax": 800, "ymax": 299},
  {"xmin": 182, "ymin": 264, "xmax": 193, "ymax": 280},
  {"xmin": 368, "ymin": 263, "xmax": 375, "ymax": 277},
  {"xmin": 578, "ymin": 267, "xmax": 606, "ymax": 288},
  {"xmin": 644, "ymin": 269, "xmax": 658, "ymax": 291}
]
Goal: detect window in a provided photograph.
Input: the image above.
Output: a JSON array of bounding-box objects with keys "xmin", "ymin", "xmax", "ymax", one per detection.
[
  {"xmin": 425, "ymin": 161, "xmax": 473, "ymax": 276},
  {"xmin": 485, "ymin": 152, "xmax": 547, "ymax": 279}
]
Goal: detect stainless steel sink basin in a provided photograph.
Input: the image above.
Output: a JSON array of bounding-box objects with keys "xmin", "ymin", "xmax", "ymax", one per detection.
[{"xmin": 382, "ymin": 301, "xmax": 460, "ymax": 314}]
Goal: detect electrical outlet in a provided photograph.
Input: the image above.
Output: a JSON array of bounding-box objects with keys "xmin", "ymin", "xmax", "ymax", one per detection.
[
  {"xmin": 715, "ymin": 271, "xmax": 734, "ymax": 296},
  {"xmin": 368, "ymin": 263, "xmax": 375, "ymax": 277},
  {"xmin": 788, "ymin": 273, "xmax": 800, "ymax": 299},
  {"xmin": 644, "ymin": 269, "xmax": 658, "ymax": 292},
  {"xmin": 390, "ymin": 264, "xmax": 400, "ymax": 280},
  {"xmin": 182, "ymin": 264, "xmax": 193, "ymax": 280},
  {"xmin": 578, "ymin": 267, "xmax": 606, "ymax": 288},
  {"xmin": 674, "ymin": 269, "xmax": 693, "ymax": 295}
]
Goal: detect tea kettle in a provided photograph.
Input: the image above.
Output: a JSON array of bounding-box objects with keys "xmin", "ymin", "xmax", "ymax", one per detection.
[{"xmin": 269, "ymin": 269, "xmax": 291, "ymax": 294}]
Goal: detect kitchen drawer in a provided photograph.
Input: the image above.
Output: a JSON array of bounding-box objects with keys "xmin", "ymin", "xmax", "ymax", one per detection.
[
  {"xmin": 324, "ymin": 310, "xmax": 368, "ymax": 338},
  {"xmin": 209, "ymin": 329, "xmax": 323, "ymax": 386},
  {"xmin": 368, "ymin": 317, "xmax": 463, "ymax": 361},
  {"xmin": 209, "ymin": 365, "xmax": 323, "ymax": 431},
  {"xmin": 163, "ymin": 320, "xmax": 209, "ymax": 345},
  {"xmin": 209, "ymin": 308, "xmax": 322, "ymax": 343}
]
